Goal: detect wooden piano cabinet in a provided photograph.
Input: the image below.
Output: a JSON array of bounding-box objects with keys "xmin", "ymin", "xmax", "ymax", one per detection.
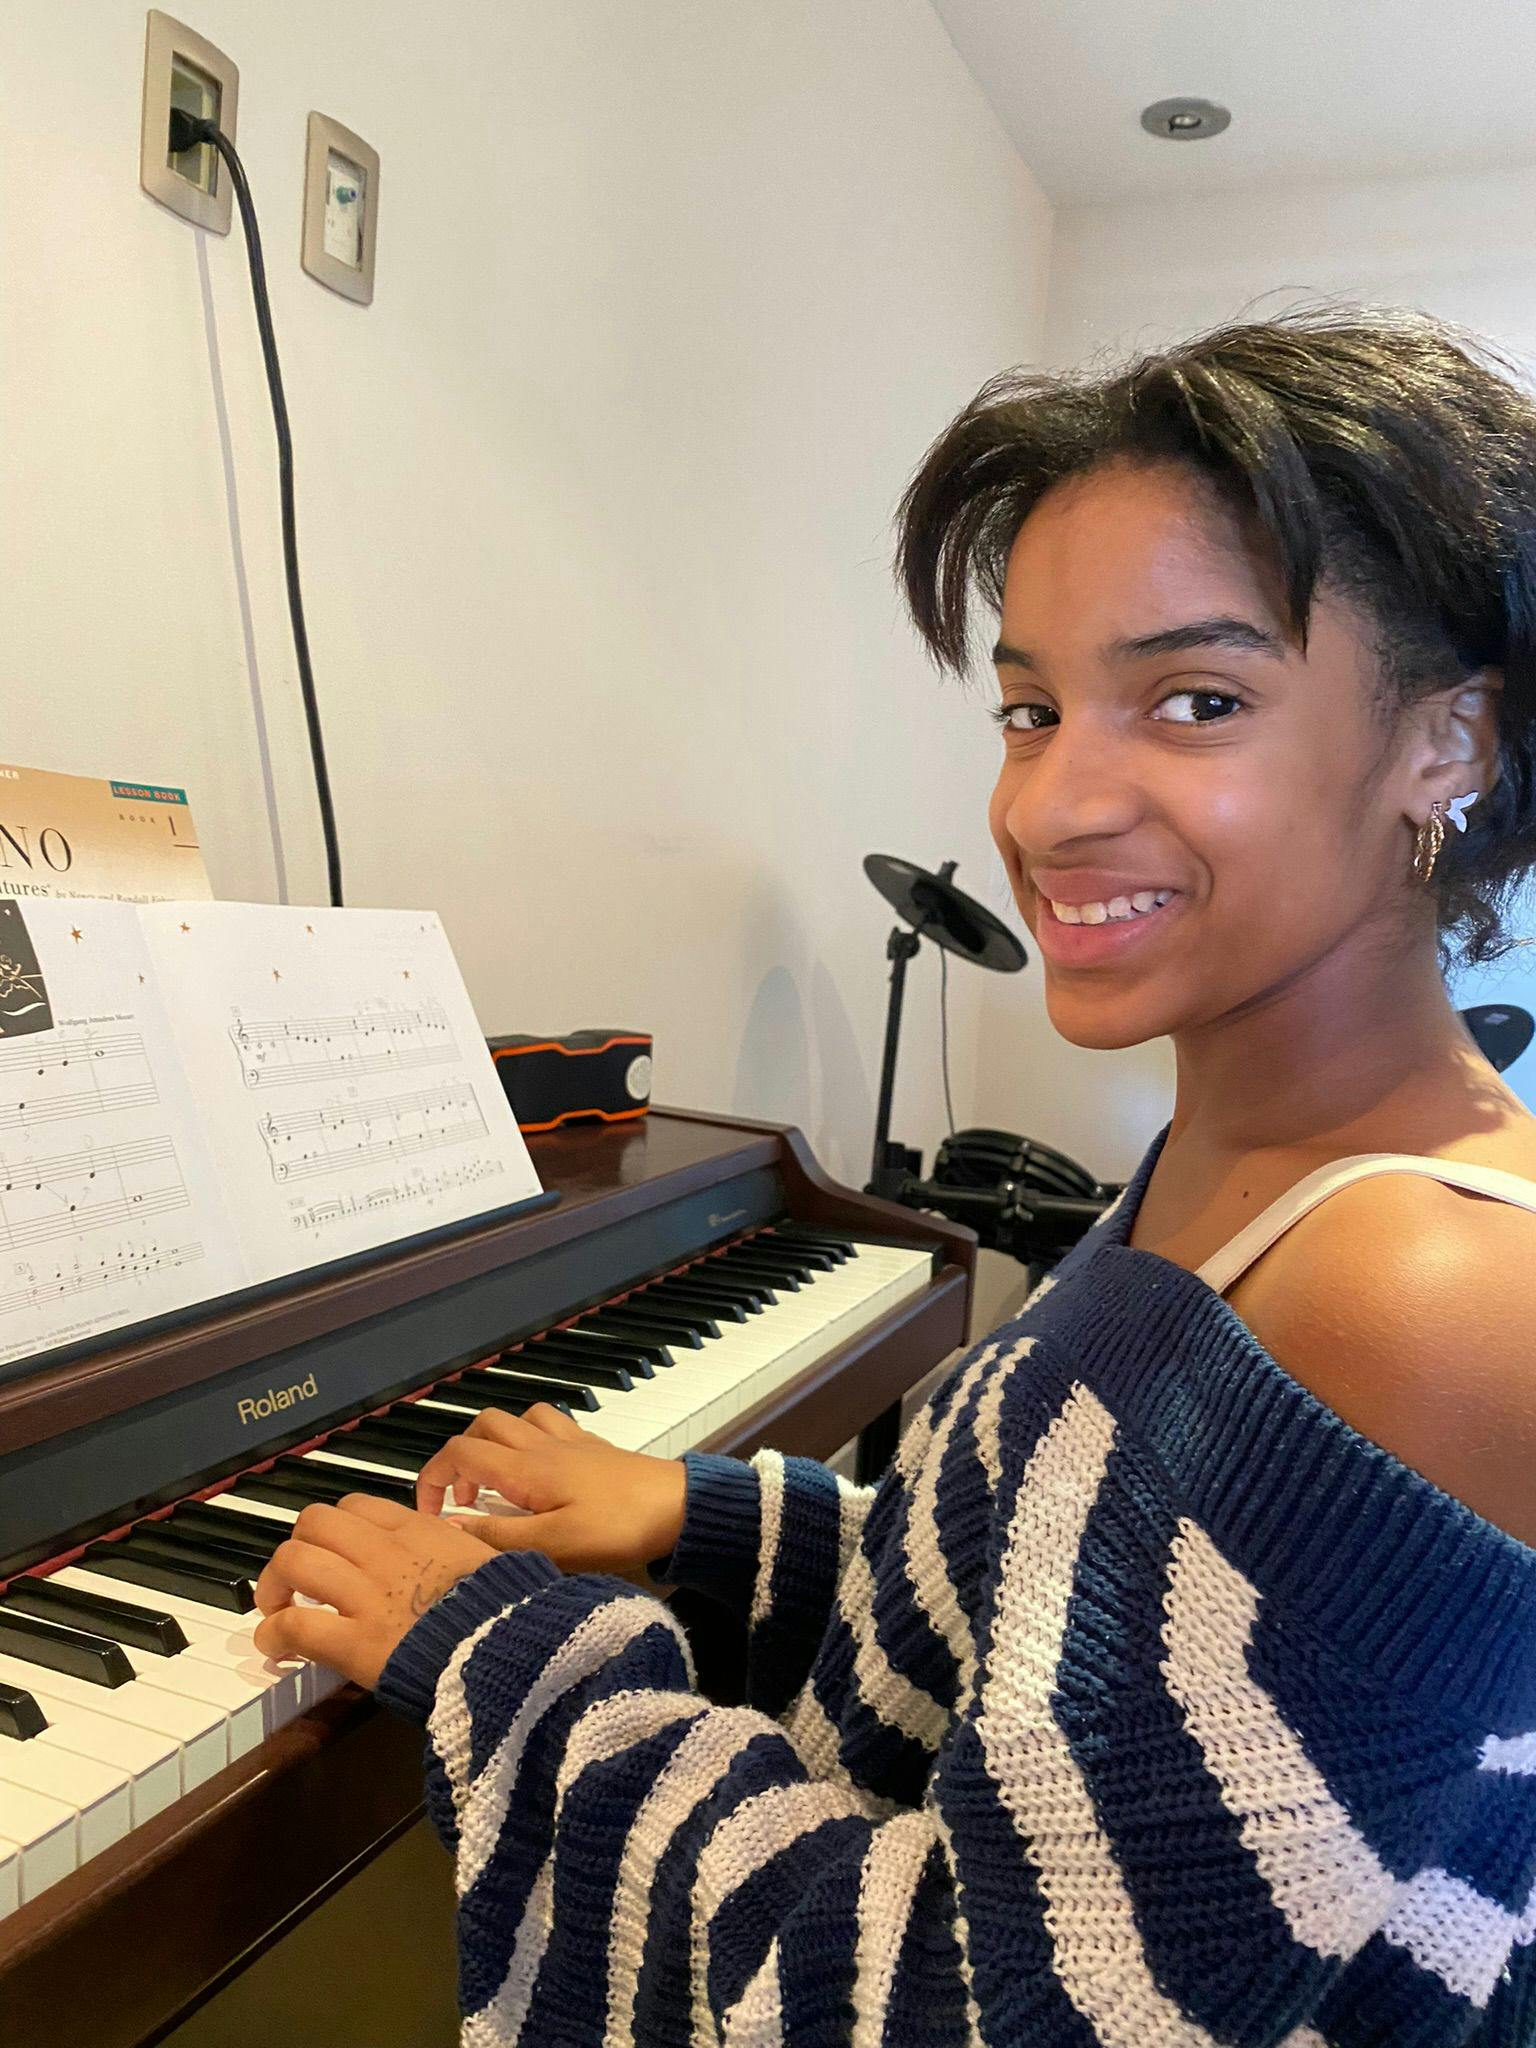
[
  {"xmin": 0, "ymin": 1691, "xmax": 427, "ymax": 2048},
  {"xmin": 0, "ymin": 1110, "xmax": 976, "ymax": 2047}
]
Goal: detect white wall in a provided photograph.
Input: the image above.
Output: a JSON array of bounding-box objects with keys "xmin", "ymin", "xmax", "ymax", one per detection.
[
  {"xmin": 961, "ymin": 161, "xmax": 1536, "ymax": 1230},
  {"xmin": 1046, "ymin": 165, "xmax": 1536, "ymax": 370},
  {"xmin": 0, "ymin": 1, "xmax": 1052, "ymax": 1210}
]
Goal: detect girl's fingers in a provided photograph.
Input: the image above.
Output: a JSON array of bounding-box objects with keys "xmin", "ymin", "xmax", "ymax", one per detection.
[
  {"xmin": 254, "ymin": 1536, "xmax": 376, "ymax": 1618},
  {"xmin": 518, "ymin": 1401, "xmax": 586, "ymax": 1443},
  {"xmin": 473, "ymin": 1506, "xmax": 573, "ymax": 1555},
  {"xmin": 333, "ymin": 1492, "xmax": 414, "ymax": 1530},
  {"xmin": 415, "ymin": 1435, "xmax": 553, "ymax": 1518},
  {"xmin": 251, "ymin": 1600, "xmax": 359, "ymax": 1672},
  {"xmin": 286, "ymin": 1498, "xmax": 402, "ymax": 1568},
  {"xmin": 463, "ymin": 1409, "xmax": 544, "ymax": 1451}
]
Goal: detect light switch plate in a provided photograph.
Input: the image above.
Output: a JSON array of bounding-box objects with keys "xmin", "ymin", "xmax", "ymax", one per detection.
[
  {"xmin": 140, "ymin": 11, "xmax": 238, "ymax": 233},
  {"xmin": 302, "ymin": 113, "xmax": 379, "ymax": 305}
]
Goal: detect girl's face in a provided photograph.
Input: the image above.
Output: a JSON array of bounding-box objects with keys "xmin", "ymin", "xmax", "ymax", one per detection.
[{"xmin": 989, "ymin": 461, "xmax": 1417, "ymax": 1051}]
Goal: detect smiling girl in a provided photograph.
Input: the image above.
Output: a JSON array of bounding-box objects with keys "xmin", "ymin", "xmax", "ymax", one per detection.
[{"xmin": 255, "ymin": 314, "xmax": 1536, "ymax": 2045}]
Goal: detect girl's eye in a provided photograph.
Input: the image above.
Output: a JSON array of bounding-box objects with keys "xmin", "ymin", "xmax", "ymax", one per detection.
[
  {"xmin": 992, "ymin": 701, "xmax": 1057, "ymax": 734},
  {"xmin": 1155, "ymin": 689, "xmax": 1243, "ymax": 726}
]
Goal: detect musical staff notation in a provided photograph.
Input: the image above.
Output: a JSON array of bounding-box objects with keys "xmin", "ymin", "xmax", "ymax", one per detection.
[
  {"xmin": 0, "ymin": 1136, "xmax": 191, "ymax": 1253},
  {"xmin": 229, "ymin": 1000, "xmax": 457, "ymax": 1090},
  {"xmin": 288, "ymin": 1157, "xmax": 501, "ymax": 1234},
  {"xmin": 0, "ymin": 1028, "xmax": 159, "ymax": 1136},
  {"xmin": 258, "ymin": 1083, "xmax": 488, "ymax": 1184},
  {"xmin": 0, "ymin": 1238, "xmax": 207, "ymax": 1321}
]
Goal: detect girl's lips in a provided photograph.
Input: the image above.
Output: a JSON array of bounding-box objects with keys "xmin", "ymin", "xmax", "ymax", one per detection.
[{"xmin": 1032, "ymin": 891, "xmax": 1182, "ymax": 966}]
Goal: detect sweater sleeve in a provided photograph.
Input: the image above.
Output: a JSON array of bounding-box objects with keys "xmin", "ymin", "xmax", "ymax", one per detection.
[
  {"xmin": 377, "ymin": 1549, "xmax": 954, "ymax": 2045},
  {"xmin": 654, "ymin": 1447, "xmax": 875, "ymax": 1715},
  {"xmin": 376, "ymin": 1512, "xmax": 1526, "ymax": 2048}
]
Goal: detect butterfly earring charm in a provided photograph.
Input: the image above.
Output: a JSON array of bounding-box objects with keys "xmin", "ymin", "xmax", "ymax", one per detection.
[{"xmin": 1446, "ymin": 790, "xmax": 1480, "ymax": 834}]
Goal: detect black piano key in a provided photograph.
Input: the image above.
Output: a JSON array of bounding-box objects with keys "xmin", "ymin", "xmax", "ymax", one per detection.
[
  {"xmin": 419, "ymin": 1383, "xmax": 570, "ymax": 1421},
  {"xmin": 128, "ymin": 1522, "xmax": 276, "ymax": 1575},
  {"xmin": 231, "ymin": 1471, "xmax": 325, "ymax": 1513},
  {"xmin": 535, "ymin": 1328, "xmax": 657, "ymax": 1370},
  {"xmin": 757, "ymin": 1232, "xmax": 843, "ymax": 1268},
  {"xmin": 671, "ymin": 1271, "xmax": 771, "ymax": 1309},
  {"xmin": 291, "ymin": 1456, "xmax": 420, "ymax": 1507},
  {"xmin": 171, "ymin": 1502, "xmax": 288, "ymax": 1553},
  {"xmin": 587, "ymin": 1307, "xmax": 705, "ymax": 1349},
  {"xmin": 0, "ymin": 1681, "xmax": 46, "ymax": 1741},
  {"xmin": 372, "ymin": 1407, "xmax": 468, "ymax": 1449},
  {"xmin": 769, "ymin": 1225, "xmax": 852, "ymax": 1262},
  {"xmin": 609, "ymin": 1299, "xmax": 720, "ymax": 1342},
  {"xmin": 0, "ymin": 1577, "xmax": 188, "ymax": 1657},
  {"xmin": 644, "ymin": 1280, "xmax": 750, "ymax": 1322},
  {"xmin": 530, "ymin": 1335, "xmax": 655, "ymax": 1380},
  {"xmin": 236, "ymin": 1461, "xmax": 417, "ymax": 1512},
  {"xmin": 559, "ymin": 1322, "xmax": 676, "ymax": 1368},
  {"xmin": 724, "ymin": 1236, "xmax": 817, "ymax": 1269},
  {"xmin": 493, "ymin": 1351, "xmax": 635, "ymax": 1393},
  {"xmin": 391, "ymin": 1397, "xmax": 498, "ymax": 1439},
  {"xmin": 772, "ymin": 1219, "xmax": 856, "ymax": 1245},
  {"xmin": 0, "ymin": 1608, "xmax": 135, "ymax": 1688},
  {"xmin": 720, "ymin": 1246, "xmax": 813, "ymax": 1284},
  {"xmin": 84, "ymin": 1538, "xmax": 255, "ymax": 1615},
  {"xmin": 326, "ymin": 1424, "xmax": 433, "ymax": 1472},
  {"xmin": 455, "ymin": 1370, "xmax": 600, "ymax": 1413}
]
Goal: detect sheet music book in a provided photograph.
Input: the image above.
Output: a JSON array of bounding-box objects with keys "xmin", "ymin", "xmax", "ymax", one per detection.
[{"xmin": 0, "ymin": 898, "xmax": 543, "ymax": 1368}]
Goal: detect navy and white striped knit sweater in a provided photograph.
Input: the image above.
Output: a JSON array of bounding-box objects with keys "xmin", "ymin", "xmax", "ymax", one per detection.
[{"xmin": 378, "ymin": 1123, "xmax": 1536, "ymax": 2046}]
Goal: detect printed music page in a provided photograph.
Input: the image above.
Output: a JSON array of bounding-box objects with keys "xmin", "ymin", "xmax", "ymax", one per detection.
[
  {"xmin": 0, "ymin": 899, "xmax": 242, "ymax": 1366},
  {"xmin": 136, "ymin": 903, "xmax": 543, "ymax": 1283}
]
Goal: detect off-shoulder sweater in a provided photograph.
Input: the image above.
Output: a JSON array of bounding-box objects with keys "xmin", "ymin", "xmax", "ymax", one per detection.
[{"xmin": 379, "ymin": 1122, "xmax": 1536, "ymax": 2046}]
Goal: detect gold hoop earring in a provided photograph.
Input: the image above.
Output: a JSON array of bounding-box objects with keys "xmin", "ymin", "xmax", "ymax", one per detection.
[{"xmin": 1412, "ymin": 803, "xmax": 1445, "ymax": 885}]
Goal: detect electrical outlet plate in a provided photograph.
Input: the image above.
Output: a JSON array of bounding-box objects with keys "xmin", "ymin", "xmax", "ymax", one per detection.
[
  {"xmin": 302, "ymin": 113, "xmax": 379, "ymax": 305},
  {"xmin": 140, "ymin": 10, "xmax": 238, "ymax": 233}
]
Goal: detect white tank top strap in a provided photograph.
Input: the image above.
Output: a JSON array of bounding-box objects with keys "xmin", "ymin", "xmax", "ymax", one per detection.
[{"xmin": 1195, "ymin": 1152, "xmax": 1536, "ymax": 1297}]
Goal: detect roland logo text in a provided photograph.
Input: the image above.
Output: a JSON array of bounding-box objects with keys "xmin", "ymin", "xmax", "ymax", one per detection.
[{"xmin": 238, "ymin": 1372, "xmax": 319, "ymax": 1425}]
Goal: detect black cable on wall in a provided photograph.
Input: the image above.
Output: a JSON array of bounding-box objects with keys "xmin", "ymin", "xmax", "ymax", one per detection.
[{"xmin": 171, "ymin": 109, "xmax": 345, "ymax": 908}]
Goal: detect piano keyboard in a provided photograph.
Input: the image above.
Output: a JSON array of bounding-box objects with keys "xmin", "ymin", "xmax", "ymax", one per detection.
[{"xmin": 0, "ymin": 1224, "xmax": 932, "ymax": 1917}]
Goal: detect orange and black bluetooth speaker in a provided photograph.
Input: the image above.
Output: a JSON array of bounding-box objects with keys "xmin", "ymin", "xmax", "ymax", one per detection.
[{"xmin": 488, "ymin": 1030, "xmax": 653, "ymax": 1134}]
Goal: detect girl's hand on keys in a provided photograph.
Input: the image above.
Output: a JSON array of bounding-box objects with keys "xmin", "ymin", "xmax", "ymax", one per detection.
[
  {"xmin": 415, "ymin": 1405, "xmax": 689, "ymax": 1578},
  {"xmin": 251, "ymin": 1496, "xmax": 491, "ymax": 1689}
]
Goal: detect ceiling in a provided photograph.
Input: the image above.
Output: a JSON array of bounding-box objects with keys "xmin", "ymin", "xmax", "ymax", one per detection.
[{"xmin": 928, "ymin": 0, "xmax": 1536, "ymax": 206}]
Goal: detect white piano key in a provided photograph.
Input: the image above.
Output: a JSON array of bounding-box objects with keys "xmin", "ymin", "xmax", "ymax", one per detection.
[
  {"xmin": 0, "ymin": 1838, "xmax": 16, "ymax": 1919},
  {"xmin": 410, "ymin": 1241, "xmax": 931, "ymax": 1462},
  {"xmin": 162, "ymin": 1621, "xmax": 305, "ymax": 1732},
  {"xmin": 0, "ymin": 1779, "xmax": 77, "ymax": 1904},
  {"xmin": 0, "ymin": 1732, "xmax": 131, "ymax": 1862},
  {"xmin": 53, "ymin": 1565, "xmax": 319, "ymax": 1717},
  {"xmin": 306, "ymin": 1448, "xmax": 420, "ymax": 1482},
  {"xmin": 92, "ymin": 1635, "xmax": 282, "ymax": 1753},
  {"xmin": 30, "ymin": 1698, "xmax": 181, "ymax": 1827},
  {"xmin": 204, "ymin": 1490, "xmax": 297, "ymax": 1525},
  {"xmin": 0, "ymin": 1652, "xmax": 227, "ymax": 1791}
]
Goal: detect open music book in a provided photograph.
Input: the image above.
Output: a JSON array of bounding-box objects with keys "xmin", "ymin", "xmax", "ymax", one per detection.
[{"xmin": 0, "ymin": 899, "xmax": 544, "ymax": 1368}]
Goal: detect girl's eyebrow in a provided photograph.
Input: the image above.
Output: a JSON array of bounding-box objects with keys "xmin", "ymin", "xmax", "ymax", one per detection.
[{"xmin": 993, "ymin": 615, "xmax": 1285, "ymax": 671}]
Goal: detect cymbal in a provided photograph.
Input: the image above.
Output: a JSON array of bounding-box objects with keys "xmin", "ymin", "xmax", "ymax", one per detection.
[
  {"xmin": 862, "ymin": 854, "xmax": 1026, "ymax": 972},
  {"xmin": 1460, "ymin": 1003, "xmax": 1534, "ymax": 1074}
]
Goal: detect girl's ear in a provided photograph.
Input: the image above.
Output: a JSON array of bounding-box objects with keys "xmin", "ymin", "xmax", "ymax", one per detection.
[{"xmin": 1402, "ymin": 670, "xmax": 1503, "ymax": 819}]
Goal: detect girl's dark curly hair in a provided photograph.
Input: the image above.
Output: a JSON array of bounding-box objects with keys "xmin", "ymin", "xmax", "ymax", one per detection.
[{"xmin": 895, "ymin": 310, "xmax": 1536, "ymax": 964}]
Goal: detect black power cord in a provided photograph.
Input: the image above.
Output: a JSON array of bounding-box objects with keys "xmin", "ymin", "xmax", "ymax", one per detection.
[{"xmin": 169, "ymin": 108, "xmax": 345, "ymax": 908}]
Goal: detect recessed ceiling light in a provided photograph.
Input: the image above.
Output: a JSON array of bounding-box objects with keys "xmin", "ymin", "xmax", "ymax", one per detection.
[{"xmin": 1140, "ymin": 97, "xmax": 1231, "ymax": 142}]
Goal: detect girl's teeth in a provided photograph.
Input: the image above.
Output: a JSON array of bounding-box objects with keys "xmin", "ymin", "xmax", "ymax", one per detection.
[{"xmin": 1049, "ymin": 889, "xmax": 1176, "ymax": 926}]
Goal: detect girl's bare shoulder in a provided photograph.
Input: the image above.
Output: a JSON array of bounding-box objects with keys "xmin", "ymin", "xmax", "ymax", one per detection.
[{"xmin": 1227, "ymin": 1164, "xmax": 1536, "ymax": 1547}]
